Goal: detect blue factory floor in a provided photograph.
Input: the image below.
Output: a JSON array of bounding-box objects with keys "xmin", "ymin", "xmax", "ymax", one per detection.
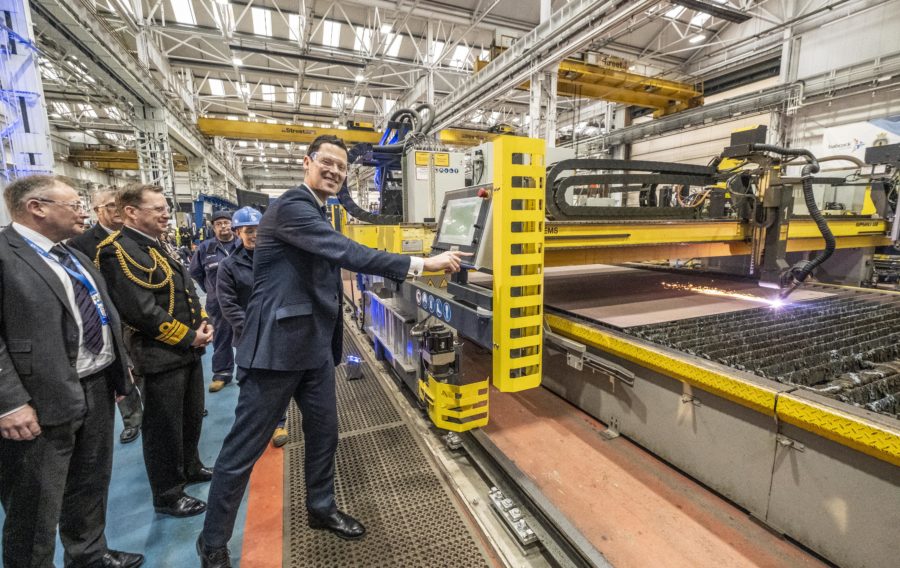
[{"xmin": 0, "ymin": 351, "xmax": 250, "ymax": 567}]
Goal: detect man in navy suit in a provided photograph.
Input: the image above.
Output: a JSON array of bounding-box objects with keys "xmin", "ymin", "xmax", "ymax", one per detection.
[{"xmin": 197, "ymin": 135, "xmax": 465, "ymax": 567}]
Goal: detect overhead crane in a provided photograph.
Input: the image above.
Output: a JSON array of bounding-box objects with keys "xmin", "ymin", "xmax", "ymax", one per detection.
[
  {"xmin": 68, "ymin": 149, "xmax": 190, "ymax": 172},
  {"xmin": 476, "ymin": 50, "xmax": 703, "ymax": 116},
  {"xmin": 196, "ymin": 117, "xmax": 500, "ymax": 147}
]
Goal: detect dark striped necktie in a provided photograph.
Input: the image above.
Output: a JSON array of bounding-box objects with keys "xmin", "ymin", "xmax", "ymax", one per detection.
[{"xmin": 51, "ymin": 245, "xmax": 104, "ymax": 355}]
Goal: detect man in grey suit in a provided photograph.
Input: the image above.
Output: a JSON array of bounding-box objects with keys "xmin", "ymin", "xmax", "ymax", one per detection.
[
  {"xmin": 68, "ymin": 187, "xmax": 143, "ymax": 444},
  {"xmin": 0, "ymin": 176, "xmax": 143, "ymax": 568}
]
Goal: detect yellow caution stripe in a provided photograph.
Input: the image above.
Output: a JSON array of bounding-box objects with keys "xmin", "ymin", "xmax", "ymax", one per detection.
[
  {"xmin": 545, "ymin": 313, "xmax": 778, "ymax": 415},
  {"xmin": 776, "ymin": 395, "xmax": 900, "ymax": 467},
  {"xmin": 418, "ymin": 376, "xmax": 489, "ymax": 432}
]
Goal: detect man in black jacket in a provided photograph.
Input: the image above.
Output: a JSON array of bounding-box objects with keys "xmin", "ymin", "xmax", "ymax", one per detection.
[
  {"xmin": 96, "ymin": 183, "xmax": 214, "ymax": 519},
  {"xmin": 68, "ymin": 186, "xmax": 143, "ymax": 444},
  {"xmin": 215, "ymin": 206, "xmax": 291, "ymax": 447},
  {"xmin": 189, "ymin": 210, "xmax": 237, "ymax": 393},
  {"xmin": 197, "ymin": 136, "xmax": 466, "ymax": 568},
  {"xmin": 0, "ymin": 175, "xmax": 143, "ymax": 568}
]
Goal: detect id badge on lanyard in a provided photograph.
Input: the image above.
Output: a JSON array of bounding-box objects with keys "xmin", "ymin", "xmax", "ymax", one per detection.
[{"xmin": 24, "ymin": 239, "xmax": 110, "ymax": 326}]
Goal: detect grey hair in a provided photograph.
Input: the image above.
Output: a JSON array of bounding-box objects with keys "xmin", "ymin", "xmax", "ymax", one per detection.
[{"xmin": 3, "ymin": 175, "xmax": 63, "ymax": 219}]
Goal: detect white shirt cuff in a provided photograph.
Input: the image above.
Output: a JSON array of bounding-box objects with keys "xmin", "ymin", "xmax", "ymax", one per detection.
[
  {"xmin": 0, "ymin": 404, "xmax": 27, "ymax": 419},
  {"xmin": 408, "ymin": 256, "xmax": 425, "ymax": 277}
]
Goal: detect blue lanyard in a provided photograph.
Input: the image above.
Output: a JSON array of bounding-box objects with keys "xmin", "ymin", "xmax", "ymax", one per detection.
[{"xmin": 23, "ymin": 238, "xmax": 110, "ymax": 326}]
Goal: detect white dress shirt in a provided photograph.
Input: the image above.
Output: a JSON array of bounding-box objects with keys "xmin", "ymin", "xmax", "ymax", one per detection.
[{"xmin": 12, "ymin": 223, "xmax": 115, "ymax": 378}]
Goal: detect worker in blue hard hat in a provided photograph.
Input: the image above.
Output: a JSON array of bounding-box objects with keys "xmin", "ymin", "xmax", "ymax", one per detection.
[{"xmin": 215, "ymin": 207, "xmax": 288, "ymax": 447}]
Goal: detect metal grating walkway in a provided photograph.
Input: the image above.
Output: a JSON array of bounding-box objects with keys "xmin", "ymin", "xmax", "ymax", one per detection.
[{"xmin": 283, "ymin": 334, "xmax": 492, "ymax": 568}]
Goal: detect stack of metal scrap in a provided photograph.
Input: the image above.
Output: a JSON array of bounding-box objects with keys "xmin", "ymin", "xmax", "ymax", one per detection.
[{"xmin": 627, "ymin": 294, "xmax": 900, "ymax": 418}]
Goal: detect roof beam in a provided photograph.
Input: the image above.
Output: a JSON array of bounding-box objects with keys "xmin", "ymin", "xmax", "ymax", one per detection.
[
  {"xmin": 431, "ymin": 0, "xmax": 657, "ymax": 131},
  {"xmin": 671, "ymin": 0, "xmax": 752, "ymax": 23},
  {"xmin": 32, "ymin": 0, "xmax": 246, "ymax": 189}
]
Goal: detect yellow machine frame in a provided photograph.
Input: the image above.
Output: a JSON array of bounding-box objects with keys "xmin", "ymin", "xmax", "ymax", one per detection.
[{"xmin": 343, "ymin": 135, "xmax": 894, "ymax": 437}]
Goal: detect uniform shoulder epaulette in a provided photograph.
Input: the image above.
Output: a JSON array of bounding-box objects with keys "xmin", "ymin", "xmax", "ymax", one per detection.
[{"xmin": 94, "ymin": 230, "xmax": 122, "ymax": 267}]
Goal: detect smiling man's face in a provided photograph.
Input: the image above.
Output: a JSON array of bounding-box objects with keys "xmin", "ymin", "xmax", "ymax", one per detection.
[{"xmin": 303, "ymin": 143, "xmax": 348, "ymax": 198}]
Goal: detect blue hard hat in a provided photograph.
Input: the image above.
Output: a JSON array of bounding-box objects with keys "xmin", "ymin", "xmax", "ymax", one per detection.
[{"xmin": 232, "ymin": 206, "xmax": 262, "ymax": 228}]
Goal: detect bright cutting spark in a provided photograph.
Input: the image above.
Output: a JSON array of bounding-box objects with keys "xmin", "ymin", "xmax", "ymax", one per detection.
[{"xmin": 662, "ymin": 282, "xmax": 785, "ymax": 308}]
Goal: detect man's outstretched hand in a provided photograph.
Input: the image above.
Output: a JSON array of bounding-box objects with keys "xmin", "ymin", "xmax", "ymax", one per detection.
[{"xmin": 423, "ymin": 250, "xmax": 472, "ymax": 273}]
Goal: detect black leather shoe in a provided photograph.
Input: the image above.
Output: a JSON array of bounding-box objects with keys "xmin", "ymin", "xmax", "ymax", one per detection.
[
  {"xmin": 187, "ymin": 466, "xmax": 213, "ymax": 484},
  {"xmin": 119, "ymin": 426, "xmax": 140, "ymax": 444},
  {"xmin": 307, "ymin": 509, "xmax": 366, "ymax": 540},
  {"xmin": 196, "ymin": 535, "xmax": 232, "ymax": 568},
  {"xmin": 85, "ymin": 549, "xmax": 144, "ymax": 568},
  {"xmin": 154, "ymin": 494, "xmax": 207, "ymax": 517}
]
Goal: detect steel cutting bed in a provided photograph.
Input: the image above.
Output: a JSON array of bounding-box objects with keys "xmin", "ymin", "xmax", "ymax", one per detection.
[{"xmin": 626, "ymin": 293, "xmax": 900, "ymax": 418}]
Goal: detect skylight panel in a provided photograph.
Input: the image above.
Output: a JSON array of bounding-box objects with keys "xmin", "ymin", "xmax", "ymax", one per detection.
[
  {"xmin": 285, "ymin": 87, "xmax": 296, "ymax": 104},
  {"xmin": 308, "ymin": 90, "xmax": 322, "ymax": 106},
  {"xmin": 261, "ymin": 84, "xmax": 275, "ymax": 102},
  {"xmin": 354, "ymin": 96, "xmax": 366, "ymax": 111},
  {"xmin": 251, "ymin": 7, "xmax": 273, "ymax": 36},
  {"xmin": 78, "ymin": 103, "xmax": 98, "ymax": 119},
  {"xmin": 208, "ymin": 78, "xmax": 225, "ymax": 96},
  {"xmin": 383, "ymin": 98, "xmax": 395, "ymax": 114},
  {"xmin": 51, "ymin": 102, "xmax": 69, "ymax": 116},
  {"xmin": 354, "ymin": 27, "xmax": 374, "ymax": 53},
  {"xmin": 331, "ymin": 93, "xmax": 345, "ymax": 109},
  {"xmin": 288, "ymin": 13, "xmax": 302, "ymax": 41},
  {"xmin": 384, "ymin": 33, "xmax": 402, "ymax": 57},
  {"xmin": 665, "ymin": 6, "xmax": 686, "ymax": 19},
  {"xmin": 322, "ymin": 20, "xmax": 342, "ymax": 48},
  {"xmin": 425, "ymin": 40, "xmax": 445, "ymax": 65},
  {"xmin": 170, "ymin": 0, "xmax": 196, "ymax": 25},
  {"xmin": 449, "ymin": 45, "xmax": 470, "ymax": 68},
  {"xmin": 690, "ymin": 12, "xmax": 711, "ymax": 27}
]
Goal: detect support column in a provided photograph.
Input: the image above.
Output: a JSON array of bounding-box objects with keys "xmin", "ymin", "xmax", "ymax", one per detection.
[
  {"xmin": 528, "ymin": 71, "xmax": 543, "ymax": 139},
  {"xmin": 528, "ymin": 0, "xmax": 552, "ymax": 141},
  {"xmin": 545, "ymin": 64, "xmax": 558, "ymax": 147},
  {"xmin": 0, "ymin": 0, "xmax": 54, "ymax": 222},
  {"xmin": 134, "ymin": 107, "xmax": 176, "ymax": 201},
  {"xmin": 188, "ymin": 157, "xmax": 212, "ymax": 201},
  {"xmin": 426, "ymin": 22, "xmax": 435, "ymax": 107}
]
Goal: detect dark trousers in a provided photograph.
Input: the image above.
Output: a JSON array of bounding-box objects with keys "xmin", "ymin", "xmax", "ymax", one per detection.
[
  {"xmin": 0, "ymin": 372, "xmax": 114, "ymax": 568},
  {"xmin": 202, "ymin": 361, "xmax": 338, "ymax": 548},
  {"xmin": 141, "ymin": 360, "xmax": 205, "ymax": 503},
  {"xmin": 207, "ymin": 304, "xmax": 234, "ymax": 382},
  {"xmin": 117, "ymin": 372, "xmax": 143, "ymax": 429}
]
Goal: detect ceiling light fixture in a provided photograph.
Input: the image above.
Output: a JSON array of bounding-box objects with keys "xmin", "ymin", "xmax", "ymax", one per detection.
[
  {"xmin": 355, "ymin": 73, "xmax": 365, "ymax": 83},
  {"xmin": 232, "ymin": 57, "xmax": 243, "ymax": 66},
  {"xmin": 689, "ymin": 34, "xmax": 706, "ymax": 43}
]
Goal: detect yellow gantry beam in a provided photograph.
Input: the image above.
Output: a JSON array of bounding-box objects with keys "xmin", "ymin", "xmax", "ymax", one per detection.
[
  {"xmin": 196, "ymin": 117, "xmax": 497, "ymax": 147},
  {"xmin": 542, "ymin": 218, "xmax": 891, "ymax": 265},
  {"xmin": 476, "ymin": 57, "xmax": 703, "ymax": 116},
  {"xmin": 69, "ymin": 150, "xmax": 190, "ymax": 172}
]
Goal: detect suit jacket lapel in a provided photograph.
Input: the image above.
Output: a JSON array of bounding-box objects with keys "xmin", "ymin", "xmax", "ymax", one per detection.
[{"xmin": 3, "ymin": 228, "xmax": 76, "ymax": 320}]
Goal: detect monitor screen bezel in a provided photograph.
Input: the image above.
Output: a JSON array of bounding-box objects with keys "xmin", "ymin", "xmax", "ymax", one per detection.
[{"xmin": 431, "ymin": 184, "xmax": 492, "ymax": 256}]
